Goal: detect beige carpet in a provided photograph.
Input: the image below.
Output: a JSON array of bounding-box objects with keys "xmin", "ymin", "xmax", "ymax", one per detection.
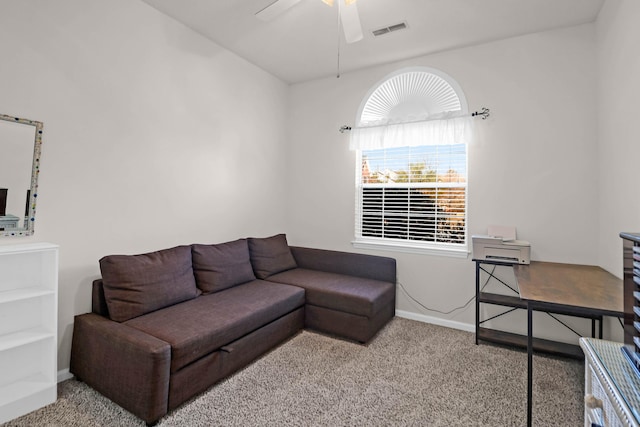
[{"xmin": 4, "ymin": 318, "xmax": 584, "ymax": 426}]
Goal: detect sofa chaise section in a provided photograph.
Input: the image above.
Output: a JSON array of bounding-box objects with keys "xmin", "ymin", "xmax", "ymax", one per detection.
[
  {"xmin": 245, "ymin": 236, "xmax": 397, "ymax": 343},
  {"xmin": 272, "ymin": 246, "xmax": 396, "ymax": 342}
]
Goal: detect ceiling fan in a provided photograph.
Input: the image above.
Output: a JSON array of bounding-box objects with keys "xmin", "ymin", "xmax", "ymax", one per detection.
[{"xmin": 255, "ymin": 0, "xmax": 364, "ymax": 44}]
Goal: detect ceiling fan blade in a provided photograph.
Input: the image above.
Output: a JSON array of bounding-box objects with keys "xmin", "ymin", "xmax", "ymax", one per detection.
[
  {"xmin": 339, "ymin": 0, "xmax": 363, "ymax": 44},
  {"xmin": 255, "ymin": 0, "xmax": 301, "ymax": 21}
]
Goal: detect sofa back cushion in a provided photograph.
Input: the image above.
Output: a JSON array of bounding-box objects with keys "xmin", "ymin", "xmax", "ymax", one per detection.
[
  {"xmin": 192, "ymin": 239, "xmax": 256, "ymax": 294},
  {"xmin": 248, "ymin": 234, "xmax": 297, "ymax": 279},
  {"xmin": 100, "ymin": 245, "xmax": 200, "ymax": 322}
]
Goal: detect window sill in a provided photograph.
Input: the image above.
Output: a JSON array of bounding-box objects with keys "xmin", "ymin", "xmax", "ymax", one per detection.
[{"xmin": 351, "ymin": 239, "xmax": 470, "ymax": 258}]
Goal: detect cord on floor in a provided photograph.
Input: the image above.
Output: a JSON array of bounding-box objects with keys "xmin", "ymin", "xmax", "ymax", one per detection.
[{"xmin": 397, "ymin": 281, "xmax": 475, "ymax": 315}]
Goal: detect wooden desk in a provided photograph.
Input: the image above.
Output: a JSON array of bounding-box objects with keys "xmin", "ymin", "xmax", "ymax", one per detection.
[
  {"xmin": 514, "ymin": 261, "xmax": 624, "ymax": 427},
  {"xmin": 475, "ymin": 260, "xmax": 609, "ymax": 358}
]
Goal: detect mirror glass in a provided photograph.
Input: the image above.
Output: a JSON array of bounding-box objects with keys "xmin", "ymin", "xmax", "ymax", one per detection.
[{"xmin": 0, "ymin": 114, "xmax": 43, "ymax": 236}]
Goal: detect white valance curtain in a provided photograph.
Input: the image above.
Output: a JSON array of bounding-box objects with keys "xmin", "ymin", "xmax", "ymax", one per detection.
[{"xmin": 349, "ymin": 111, "xmax": 474, "ymax": 151}]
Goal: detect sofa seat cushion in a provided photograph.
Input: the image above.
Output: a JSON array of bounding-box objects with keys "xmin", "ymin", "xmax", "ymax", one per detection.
[
  {"xmin": 266, "ymin": 268, "xmax": 395, "ymax": 318},
  {"xmin": 124, "ymin": 280, "xmax": 305, "ymax": 373}
]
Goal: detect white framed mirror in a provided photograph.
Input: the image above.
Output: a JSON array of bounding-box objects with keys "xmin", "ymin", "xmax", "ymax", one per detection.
[{"xmin": 0, "ymin": 114, "xmax": 43, "ymax": 236}]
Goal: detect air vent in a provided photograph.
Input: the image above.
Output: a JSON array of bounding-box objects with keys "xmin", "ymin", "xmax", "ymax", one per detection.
[{"xmin": 372, "ymin": 21, "xmax": 407, "ymax": 37}]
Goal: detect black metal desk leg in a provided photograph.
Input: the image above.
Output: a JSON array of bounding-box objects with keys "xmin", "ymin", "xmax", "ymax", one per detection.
[
  {"xmin": 599, "ymin": 316, "xmax": 603, "ymax": 339},
  {"xmin": 475, "ymin": 261, "xmax": 480, "ymax": 345},
  {"xmin": 527, "ymin": 302, "xmax": 533, "ymax": 427}
]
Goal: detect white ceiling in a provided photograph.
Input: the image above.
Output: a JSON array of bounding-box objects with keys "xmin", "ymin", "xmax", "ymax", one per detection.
[{"xmin": 141, "ymin": 0, "xmax": 605, "ymax": 84}]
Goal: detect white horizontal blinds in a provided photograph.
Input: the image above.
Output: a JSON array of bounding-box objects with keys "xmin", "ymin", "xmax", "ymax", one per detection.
[
  {"xmin": 360, "ymin": 188, "xmax": 466, "ymax": 243},
  {"xmin": 358, "ymin": 144, "xmax": 467, "ymax": 244},
  {"xmin": 354, "ymin": 68, "xmax": 469, "ymax": 248}
]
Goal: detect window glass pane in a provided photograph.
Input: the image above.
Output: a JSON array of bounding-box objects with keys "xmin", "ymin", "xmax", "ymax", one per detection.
[
  {"xmin": 358, "ymin": 144, "xmax": 466, "ymax": 246},
  {"xmin": 362, "ymin": 144, "xmax": 466, "ymax": 184}
]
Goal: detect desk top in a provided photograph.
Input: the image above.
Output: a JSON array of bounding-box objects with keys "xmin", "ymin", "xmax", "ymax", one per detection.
[{"xmin": 513, "ymin": 261, "xmax": 623, "ymax": 316}]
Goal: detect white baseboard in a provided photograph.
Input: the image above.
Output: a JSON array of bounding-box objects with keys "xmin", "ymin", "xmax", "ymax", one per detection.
[
  {"xmin": 395, "ymin": 309, "xmax": 475, "ymax": 333},
  {"xmin": 57, "ymin": 368, "xmax": 73, "ymax": 383}
]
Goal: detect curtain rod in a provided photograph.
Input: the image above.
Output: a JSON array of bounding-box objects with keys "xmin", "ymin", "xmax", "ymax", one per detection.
[{"xmin": 338, "ymin": 107, "xmax": 490, "ymax": 133}]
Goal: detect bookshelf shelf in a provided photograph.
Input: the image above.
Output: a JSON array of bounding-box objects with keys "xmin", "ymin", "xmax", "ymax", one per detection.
[{"xmin": 0, "ymin": 243, "xmax": 58, "ymax": 424}]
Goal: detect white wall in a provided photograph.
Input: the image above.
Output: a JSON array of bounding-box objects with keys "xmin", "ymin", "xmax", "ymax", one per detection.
[
  {"xmin": 286, "ymin": 24, "xmax": 600, "ymax": 340},
  {"xmin": 0, "ymin": 0, "xmax": 289, "ymax": 372},
  {"xmin": 4, "ymin": 0, "xmax": 636, "ymax": 376},
  {"xmin": 596, "ymin": 0, "xmax": 640, "ymax": 276}
]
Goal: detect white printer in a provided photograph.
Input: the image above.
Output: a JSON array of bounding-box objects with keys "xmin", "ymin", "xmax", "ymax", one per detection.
[{"xmin": 472, "ymin": 225, "xmax": 531, "ymax": 264}]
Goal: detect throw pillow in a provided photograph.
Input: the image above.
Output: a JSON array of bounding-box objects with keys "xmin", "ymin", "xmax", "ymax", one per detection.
[
  {"xmin": 100, "ymin": 245, "xmax": 199, "ymax": 322},
  {"xmin": 192, "ymin": 239, "xmax": 256, "ymax": 294},
  {"xmin": 248, "ymin": 234, "xmax": 297, "ymax": 279}
]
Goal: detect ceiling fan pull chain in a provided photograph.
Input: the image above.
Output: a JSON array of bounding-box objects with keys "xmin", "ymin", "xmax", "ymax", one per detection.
[{"xmin": 336, "ymin": 0, "xmax": 341, "ymax": 78}]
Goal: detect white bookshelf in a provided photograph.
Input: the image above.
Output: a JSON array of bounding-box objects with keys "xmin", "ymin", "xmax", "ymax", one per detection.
[{"xmin": 0, "ymin": 243, "xmax": 58, "ymax": 424}]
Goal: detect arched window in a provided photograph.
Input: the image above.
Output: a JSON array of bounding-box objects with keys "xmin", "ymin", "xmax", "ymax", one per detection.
[{"xmin": 352, "ymin": 67, "xmax": 471, "ymax": 256}]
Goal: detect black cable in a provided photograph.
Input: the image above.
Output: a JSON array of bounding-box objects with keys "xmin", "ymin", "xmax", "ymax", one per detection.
[
  {"xmin": 396, "ymin": 264, "xmax": 496, "ymax": 316},
  {"xmin": 397, "ymin": 281, "xmax": 475, "ymax": 315}
]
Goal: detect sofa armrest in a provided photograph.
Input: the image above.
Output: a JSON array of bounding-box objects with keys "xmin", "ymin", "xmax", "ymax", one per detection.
[
  {"xmin": 289, "ymin": 246, "xmax": 396, "ymax": 283},
  {"xmin": 70, "ymin": 313, "xmax": 171, "ymax": 424}
]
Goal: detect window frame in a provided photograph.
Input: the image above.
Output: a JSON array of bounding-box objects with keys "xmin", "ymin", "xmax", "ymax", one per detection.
[{"xmin": 352, "ymin": 67, "xmax": 470, "ymax": 257}]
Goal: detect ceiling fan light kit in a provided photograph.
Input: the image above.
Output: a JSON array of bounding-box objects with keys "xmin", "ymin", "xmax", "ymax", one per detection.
[{"xmin": 322, "ymin": 0, "xmax": 358, "ymax": 6}]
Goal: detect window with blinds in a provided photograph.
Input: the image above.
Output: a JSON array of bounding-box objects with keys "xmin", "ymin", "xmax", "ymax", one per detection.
[{"xmin": 353, "ymin": 68, "xmax": 469, "ymax": 253}]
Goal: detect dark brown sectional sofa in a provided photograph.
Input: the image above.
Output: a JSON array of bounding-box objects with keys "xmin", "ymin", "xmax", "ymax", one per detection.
[{"xmin": 69, "ymin": 234, "xmax": 396, "ymax": 425}]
